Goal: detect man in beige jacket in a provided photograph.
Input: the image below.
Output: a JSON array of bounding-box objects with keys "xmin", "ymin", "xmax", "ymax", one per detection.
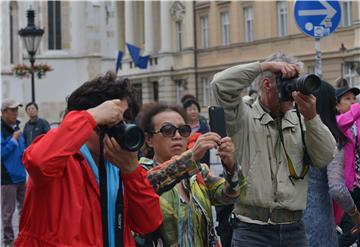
[{"xmin": 211, "ymin": 52, "xmax": 336, "ymax": 246}]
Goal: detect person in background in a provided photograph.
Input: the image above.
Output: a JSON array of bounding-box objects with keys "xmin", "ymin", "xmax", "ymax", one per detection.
[
  {"xmin": 23, "ymin": 102, "xmax": 50, "ymax": 147},
  {"xmin": 15, "ymin": 72, "xmax": 162, "ymax": 247},
  {"xmin": 303, "ymin": 81, "xmax": 349, "ymax": 247},
  {"xmin": 335, "ymin": 77, "xmax": 349, "ymax": 89},
  {"xmin": 1, "ymin": 99, "xmax": 26, "ymax": 247},
  {"xmin": 182, "ymin": 98, "xmax": 210, "ymax": 165},
  {"xmin": 181, "ymin": 94, "xmax": 208, "ymax": 123},
  {"xmin": 334, "ymin": 86, "xmax": 360, "ymax": 246},
  {"xmin": 211, "ymin": 52, "xmax": 336, "ymax": 246},
  {"xmin": 137, "ymin": 103, "xmax": 241, "ymax": 246}
]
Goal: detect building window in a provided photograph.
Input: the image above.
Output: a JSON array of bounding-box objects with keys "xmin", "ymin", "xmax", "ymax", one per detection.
[
  {"xmin": 176, "ymin": 21, "xmax": 183, "ymax": 51},
  {"xmin": 344, "ymin": 62, "xmax": 357, "ymax": 86},
  {"xmin": 341, "ymin": 0, "xmax": 352, "ymax": 27},
  {"xmin": 133, "ymin": 83, "xmax": 143, "ymax": 106},
  {"xmin": 175, "ymin": 80, "xmax": 184, "ymax": 104},
  {"xmin": 244, "ymin": 7, "xmax": 254, "ymax": 42},
  {"xmin": 200, "ymin": 16, "xmax": 209, "ymax": 48},
  {"xmin": 153, "ymin": 81, "xmax": 159, "ymax": 101},
  {"xmin": 221, "ymin": 12, "xmax": 230, "ymax": 46},
  {"xmin": 277, "ymin": 1, "xmax": 288, "ymax": 37},
  {"xmin": 202, "ymin": 77, "xmax": 210, "ymax": 106},
  {"xmin": 48, "ymin": 1, "xmax": 62, "ymax": 50}
]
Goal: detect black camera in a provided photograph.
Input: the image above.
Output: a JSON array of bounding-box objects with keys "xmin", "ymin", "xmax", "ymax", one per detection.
[
  {"xmin": 276, "ymin": 73, "xmax": 321, "ymax": 101},
  {"xmin": 105, "ymin": 122, "xmax": 144, "ymax": 152}
]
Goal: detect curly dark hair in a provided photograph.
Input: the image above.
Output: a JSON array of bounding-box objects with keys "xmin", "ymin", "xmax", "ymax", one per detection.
[
  {"xmin": 66, "ymin": 71, "xmax": 139, "ymax": 121},
  {"xmin": 140, "ymin": 103, "xmax": 187, "ymax": 134}
]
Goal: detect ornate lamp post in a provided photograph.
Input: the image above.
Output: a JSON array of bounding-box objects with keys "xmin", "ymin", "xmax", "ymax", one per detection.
[{"xmin": 18, "ymin": 9, "xmax": 44, "ymax": 103}]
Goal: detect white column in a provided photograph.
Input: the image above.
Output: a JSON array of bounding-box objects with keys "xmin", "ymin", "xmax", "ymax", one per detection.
[
  {"xmin": 70, "ymin": 2, "xmax": 86, "ymax": 55},
  {"xmin": 144, "ymin": 1, "xmax": 154, "ymax": 54},
  {"xmin": 1, "ymin": 1, "xmax": 11, "ymax": 68},
  {"xmin": 125, "ymin": 1, "xmax": 134, "ymax": 44},
  {"xmin": 160, "ymin": 1, "xmax": 171, "ymax": 52}
]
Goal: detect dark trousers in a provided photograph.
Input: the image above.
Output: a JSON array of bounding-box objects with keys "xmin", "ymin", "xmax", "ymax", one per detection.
[
  {"xmin": 1, "ymin": 182, "xmax": 26, "ymax": 243},
  {"xmin": 339, "ymin": 187, "xmax": 360, "ymax": 247},
  {"xmin": 231, "ymin": 221, "xmax": 309, "ymax": 247},
  {"xmin": 215, "ymin": 205, "xmax": 234, "ymax": 247}
]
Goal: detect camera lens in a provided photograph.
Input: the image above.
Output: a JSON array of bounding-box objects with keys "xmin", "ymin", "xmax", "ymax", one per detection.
[
  {"xmin": 105, "ymin": 123, "xmax": 144, "ymax": 152},
  {"xmin": 300, "ymin": 74, "xmax": 321, "ymax": 94},
  {"xmin": 121, "ymin": 124, "xmax": 145, "ymax": 151}
]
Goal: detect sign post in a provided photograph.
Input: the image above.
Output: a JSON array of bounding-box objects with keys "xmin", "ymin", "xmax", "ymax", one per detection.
[{"xmin": 294, "ymin": 0, "xmax": 341, "ymax": 78}]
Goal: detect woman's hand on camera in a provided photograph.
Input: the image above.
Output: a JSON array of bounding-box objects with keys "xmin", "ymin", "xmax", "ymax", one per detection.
[
  {"xmin": 104, "ymin": 135, "xmax": 138, "ymax": 174},
  {"xmin": 87, "ymin": 99, "xmax": 127, "ymax": 126},
  {"xmin": 218, "ymin": 137, "xmax": 236, "ymax": 174},
  {"xmin": 191, "ymin": 132, "xmax": 221, "ymax": 162}
]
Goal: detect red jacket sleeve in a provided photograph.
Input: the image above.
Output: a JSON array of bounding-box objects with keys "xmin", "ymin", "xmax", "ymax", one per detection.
[
  {"xmin": 122, "ymin": 166, "xmax": 162, "ymax": 234},
  {"xmin": 23, "ymin": 111, "xmax": 97, "ymax": 182}
]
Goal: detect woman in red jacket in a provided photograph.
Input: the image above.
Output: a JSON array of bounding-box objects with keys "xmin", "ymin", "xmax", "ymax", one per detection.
[{"xmin": 15, "ymin": 72, "xmax": 162, "ymax": 247}]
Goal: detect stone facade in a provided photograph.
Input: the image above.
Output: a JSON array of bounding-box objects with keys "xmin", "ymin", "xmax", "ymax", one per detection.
[{"xmin": 1, "ymin": 1, "xmax": 360, "ymax": 125}]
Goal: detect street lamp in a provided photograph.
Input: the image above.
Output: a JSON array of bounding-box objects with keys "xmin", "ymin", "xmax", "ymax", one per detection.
[{"xmin": 18, "ymin": 9, "xmax": 44, "ymax": 103}]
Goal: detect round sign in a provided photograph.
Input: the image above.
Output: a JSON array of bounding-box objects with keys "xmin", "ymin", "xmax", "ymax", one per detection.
[{"xmin": 294, "ymin": 0, "xmax": 341, "ymax": 38}]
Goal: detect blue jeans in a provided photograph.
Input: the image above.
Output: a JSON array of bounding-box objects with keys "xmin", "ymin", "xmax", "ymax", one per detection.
[{"xmin": 231, "ymin": 221, "xmax": 309, "ymax": 247}]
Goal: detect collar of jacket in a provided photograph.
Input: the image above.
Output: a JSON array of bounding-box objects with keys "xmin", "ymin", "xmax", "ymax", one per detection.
[
  {"xmin": 28, "ymin": 117, "xmax": 39, "ymax": 125},
  {"xmin": 1, "ymin": 118, "xmax": 20, "ymax": 137},
  {"xmin": 252, "ymin": 99, "xmax": 299, "ymax": 129}
]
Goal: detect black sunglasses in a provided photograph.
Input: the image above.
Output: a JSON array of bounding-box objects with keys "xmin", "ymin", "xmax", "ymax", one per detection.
[{"xmin": 152, "ymin": 124, "xmax": 192, "ymax": 138}]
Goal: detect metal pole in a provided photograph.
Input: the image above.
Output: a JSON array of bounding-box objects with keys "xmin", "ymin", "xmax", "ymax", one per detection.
[
  {"xmin": 30, "ymin": 54, "xmax": 35, "ymax": 102},
  {"xmin": 314, "ymin": 37, "xmax": 322, "ymax": 78}
]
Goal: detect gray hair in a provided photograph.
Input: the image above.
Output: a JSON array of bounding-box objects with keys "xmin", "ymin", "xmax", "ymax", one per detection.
[{"xmin": 254, "ymin": 52, "xmax": 304, "ymax": 96}]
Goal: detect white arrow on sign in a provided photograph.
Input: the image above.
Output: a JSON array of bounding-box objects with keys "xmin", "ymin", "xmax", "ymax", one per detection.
[{"xmin": 298, "ymin": 0, "xmax": 336, "ymax": 25}]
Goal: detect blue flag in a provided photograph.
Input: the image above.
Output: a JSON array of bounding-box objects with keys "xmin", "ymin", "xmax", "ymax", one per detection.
[
  {"xmin": 126, "ymin": 43, "xmax": 150, "ymax": 69},
  {"xmin": 115, "ymin": 50, "xmax": 123, "ymax": 73}
]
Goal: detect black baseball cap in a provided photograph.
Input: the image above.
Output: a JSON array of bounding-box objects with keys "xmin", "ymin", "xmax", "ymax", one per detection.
[{"xmin": 336, "ymin": 86, "xmax": 360, "ymax": 102}]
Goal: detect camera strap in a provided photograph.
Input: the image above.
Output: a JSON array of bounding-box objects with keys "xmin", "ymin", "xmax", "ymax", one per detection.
[
  {"xmin": 98, "ymin": 133, "xmax": 125, "ymax": 247},
  {"xmin": 99, "ymin": 132, "xmax": 110, "ymax": 247},
  {"xmin": 115, "ymin": 171, "xmax": 124, "ymax": 247},
  {"xmin": 276, "ymin": 105, "xmax": 310, "ymax": 185}
]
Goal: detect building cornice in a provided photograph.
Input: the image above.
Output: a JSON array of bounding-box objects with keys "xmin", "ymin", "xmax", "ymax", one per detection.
[
  {"xmin": 196, "ymin": 47, "xmax": 360, "ymax": 74},
  {"xmin": 197, "ymin": 26, "xmax": 356, "ymax": 54},
  {"xmin": 120, "ymin": 66, "xmax": 197, "ymax": 80}
]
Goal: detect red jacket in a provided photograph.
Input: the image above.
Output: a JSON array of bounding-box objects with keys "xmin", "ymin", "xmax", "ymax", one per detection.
[{"xmin": 15, "ymin": 111, "xmax": 162, "ymax": 247}]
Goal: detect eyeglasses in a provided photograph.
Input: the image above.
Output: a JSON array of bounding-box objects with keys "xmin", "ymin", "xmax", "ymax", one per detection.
[{"xmin": 152, "ymin": 124, "xmax": 192, "ymax": 138}]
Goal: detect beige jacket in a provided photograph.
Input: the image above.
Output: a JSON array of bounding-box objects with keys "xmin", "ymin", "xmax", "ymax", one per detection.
[{"xmin": 211, "ymin": 62, "xmax": 336, "ymax": 213}]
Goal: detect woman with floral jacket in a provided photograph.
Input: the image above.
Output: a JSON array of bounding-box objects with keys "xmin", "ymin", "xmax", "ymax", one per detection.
[{"xmin": 136, "ymin": 103, "xmax": 242, "ymax": 247}]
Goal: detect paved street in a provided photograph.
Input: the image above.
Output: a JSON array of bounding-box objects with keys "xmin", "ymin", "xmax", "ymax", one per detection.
[{"xmin": 1, "ymin": 208, "xmax": 19, "ymax": 244}]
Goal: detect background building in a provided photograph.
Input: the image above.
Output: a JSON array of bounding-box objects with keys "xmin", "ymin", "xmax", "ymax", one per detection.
[
  {"xmin": 1, "ymin": 1, "xmax": 120, "ymax": 124},
  {"xmin": 1, "ymin": 1, "xmax": 360, "ymax": 124},
  {"xmin": 194, "ymin": 0, "xmax": 360, "ymax": 106}
]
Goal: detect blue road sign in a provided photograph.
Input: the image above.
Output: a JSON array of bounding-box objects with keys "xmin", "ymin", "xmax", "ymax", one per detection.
[{"xmin": 294, "ymin": 0, "xmax": 341, "ymax": 38}]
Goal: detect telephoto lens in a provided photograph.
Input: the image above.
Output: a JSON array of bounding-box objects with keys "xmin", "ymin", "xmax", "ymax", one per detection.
[
  {"xmin": 278, "ymin": 73, "xmax": 322, "ymax": 101},
  {"xmin": 105, "ymin": 123, "xmax": 145, "ymax": 152},
  {"xmin": 290, "ymin": 74, "xmax": 321, "ymax": 95}
]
